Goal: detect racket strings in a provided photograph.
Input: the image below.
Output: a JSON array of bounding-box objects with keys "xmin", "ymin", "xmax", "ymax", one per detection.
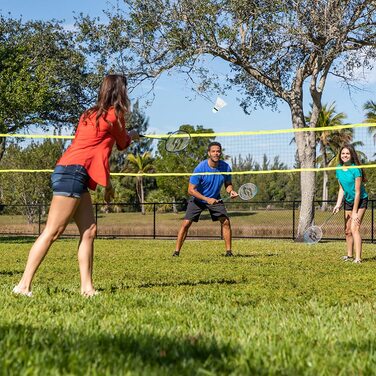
[
  {"xmin": 165, "ymin": 131, "xmax": 191, "ymax": 152},
  {"xmin": 238, "ymin": 183, "xmax": 258, "ymax": 200},
  {"xmin": 303, "ymin": 226, "xmax": 323, "ymax": 244}
]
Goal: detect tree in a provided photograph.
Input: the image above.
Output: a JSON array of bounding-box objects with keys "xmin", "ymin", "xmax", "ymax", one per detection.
[
  {"xmin": 232, "ymin": 154, "xmax": 300, "ymax": 203},
  {"xmin": 363, "ymin": 100, "xmax": 376, "ymax": 144},
  {"xmin": 78, "ymin": 0, "xmax": 376, "ymax": 239},
  {"xmin": 126, "ymin": 152, "xmax": 155, "ymax": 214},
  {"xmin": 0, "ymin": 140, "xmax": 64, "ymax": 223},
  {"xmin": 0, "ymin": 16, "xmax": 99, "ymax": 160},
  {"xmin": 127, "ymin": 100, "xmax": 154, "ymax": 155}
]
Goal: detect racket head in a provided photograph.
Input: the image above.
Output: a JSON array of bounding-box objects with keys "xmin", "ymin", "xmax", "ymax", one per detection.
[
  {"xmin": 238, "ymin": 183, "xmax": 258, "ymax": 201},
  {"xmin": 303, "ymin": 225, "xmax": 323, "ymax": 244},
  {"xmin": 165, "ymin": 130, "xmax": 191, "ymax": 153}
]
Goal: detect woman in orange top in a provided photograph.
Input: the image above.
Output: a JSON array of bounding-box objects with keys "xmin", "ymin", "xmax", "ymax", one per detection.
[{"xmin": 13, "ymin": 74, "xmax": 138, "ymax": 297}]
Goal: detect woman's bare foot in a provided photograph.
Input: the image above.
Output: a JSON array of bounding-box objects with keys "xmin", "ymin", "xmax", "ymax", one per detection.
[
  {"xmin": 12, "ymin": 285, "xmax": 32, "ymax": 297},
  {"xmin": 81, "ymin": 289, "xmax": 99, "ymax": 298}
]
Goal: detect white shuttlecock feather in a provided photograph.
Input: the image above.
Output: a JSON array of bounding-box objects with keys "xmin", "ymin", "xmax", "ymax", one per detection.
[{"xmin": 212, "ymin": 97, "xmax": 227, "ymax": 113}]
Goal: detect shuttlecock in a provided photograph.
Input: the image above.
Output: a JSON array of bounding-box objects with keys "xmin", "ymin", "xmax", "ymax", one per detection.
[{"xmin": 212, "ymin": 97, "xmax": 227, "ymax": 113}]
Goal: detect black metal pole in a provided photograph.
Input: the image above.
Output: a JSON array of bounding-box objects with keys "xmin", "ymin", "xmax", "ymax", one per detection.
[{"xmin": 153, "ymin": 203, "xmax": 156, "ymax": 239}]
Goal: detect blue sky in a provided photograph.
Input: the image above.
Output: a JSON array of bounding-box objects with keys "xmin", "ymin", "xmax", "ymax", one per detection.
[{"xmin": 1, "ymin": 0, "xmax": 375, "ymax": 140}]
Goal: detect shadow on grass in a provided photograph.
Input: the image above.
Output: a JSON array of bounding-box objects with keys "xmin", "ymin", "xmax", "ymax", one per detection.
[
  {"xmin": 0, "ymin": 236, "xmax": 36, "ymax": 244},
  {"xmin": 0, "ymin": 324, "xmax": 241, "ymax": 375},
  {"xmin": 360, "ymin": 256, "xmax": 376, "ymax": 263},
  {"xmin": 235, "ymin": 253, "xmax": 279, "ymax": 258},
  {"xmin": 0, "ymin": 270, "xmax": 23, "ymax": 276},
  {"xmin": 110, "ymin": 278, "xmax": 242, "ymax": 291}
]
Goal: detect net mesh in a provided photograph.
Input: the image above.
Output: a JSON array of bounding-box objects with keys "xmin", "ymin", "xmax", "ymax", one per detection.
[
  {"xmin": 133, "ymin": 123, "xmax": 376, "ymax": 175},
  {"xmin": 0, "ymin": 123, "xmax": 375, "ymax": 176}
]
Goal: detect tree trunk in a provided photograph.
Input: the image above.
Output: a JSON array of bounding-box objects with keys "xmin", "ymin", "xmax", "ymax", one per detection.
[
  {"xmin": 140, "ymin": 176, "xmax": 145, "ymax": 215},
  {"xmin": 136, "ymin": 177, "xmax": 141, "ymax": 213},
  {"xmin": 296, "ymin": 163, "xmax": 316, "ymax": 241},
  {"xmin": 291, "ymin": 105, "xmax": 316, "ymax": 241},
  {"xmin": 321, "ymin": 146, "xmax": 329, "ymax": 211},
  {"xmin": 321, "ymin": 171, "xmax": 329, "ymax": 211},
  {"xmin": 0, "ymin": 137, "xmax": 6, "ymax": 162}
]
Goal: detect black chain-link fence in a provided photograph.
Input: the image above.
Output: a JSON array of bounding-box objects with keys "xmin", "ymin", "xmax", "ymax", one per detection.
[{"xmin": 0, "ymin": 200, "xmax": 374, "ymax": 242}]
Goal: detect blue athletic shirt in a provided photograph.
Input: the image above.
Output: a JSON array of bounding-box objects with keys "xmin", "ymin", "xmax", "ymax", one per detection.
[
  {"xmin": 189, "ymin": 160, "xmax": 232, "ymax": 201},
  {"xmin": 335, "ymin": 164, "xmax": 368, "ymax": 203}
]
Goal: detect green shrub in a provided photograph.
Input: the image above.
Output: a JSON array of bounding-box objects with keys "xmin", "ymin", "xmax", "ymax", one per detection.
[{"xmin": 145, "ymin": 190, "xmax": 174, "ymax": 212}]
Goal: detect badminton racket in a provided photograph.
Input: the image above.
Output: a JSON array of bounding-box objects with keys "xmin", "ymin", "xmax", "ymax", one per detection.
[
  {"xmin": 139, "ymin": 129, "xmax": 191, "ymax": 153},
  {"xmin": 303, "ymin": 212, "xmax": 337, "ymax": 244},
  {"xmin": 222, "ymin": 183, "xmax": 258, "ymax": 202}
]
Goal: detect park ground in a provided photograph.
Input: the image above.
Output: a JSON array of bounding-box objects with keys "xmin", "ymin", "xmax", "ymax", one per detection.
[{"xmin": 1, "ymin": 238, "xmax": 376, "ymax": 375}]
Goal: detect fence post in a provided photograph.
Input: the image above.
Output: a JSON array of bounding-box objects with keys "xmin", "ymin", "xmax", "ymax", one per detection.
[
  {"xmin": 292, "ymin": 200, "xmax": 295, "ymax": 240},
  {"xmin": 153, "ymin": 203, "xmax": 156, "ymax": 239}
]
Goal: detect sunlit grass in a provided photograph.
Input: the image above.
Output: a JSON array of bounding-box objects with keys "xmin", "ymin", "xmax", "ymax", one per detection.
[{"xmin": 1, "ymin": 238, "xmax": 376, "ymax": 375}]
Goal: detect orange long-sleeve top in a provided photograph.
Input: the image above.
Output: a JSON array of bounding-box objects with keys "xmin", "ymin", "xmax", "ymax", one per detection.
[{"xmin": 57, "ymin": 108, "xmax": 131, "ymax": 190}]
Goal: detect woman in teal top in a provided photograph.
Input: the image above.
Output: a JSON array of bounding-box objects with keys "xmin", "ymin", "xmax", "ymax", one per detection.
[{"xmin": 333, "ymin": 145, "xmax": 368, "ymax": 263}]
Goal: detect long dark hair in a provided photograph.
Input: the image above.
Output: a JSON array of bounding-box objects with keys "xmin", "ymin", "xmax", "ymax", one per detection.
[
  {"xmin": 84, "ymin": 74, "xmax": 130, "ymax": 127},
  {"xmin": 338, "ymin": 144, "xmax": 367, "ymax": 183}
]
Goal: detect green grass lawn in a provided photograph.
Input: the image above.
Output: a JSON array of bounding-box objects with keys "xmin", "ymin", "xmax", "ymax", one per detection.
[{"xmin": 1, "ymin": 238, "xmax": 376, "ymax": 375}]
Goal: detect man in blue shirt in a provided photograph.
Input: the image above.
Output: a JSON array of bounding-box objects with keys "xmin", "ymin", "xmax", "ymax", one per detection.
[{"xmin": 173, "ymin": 142, "xmax": 238, "ymax": 257}]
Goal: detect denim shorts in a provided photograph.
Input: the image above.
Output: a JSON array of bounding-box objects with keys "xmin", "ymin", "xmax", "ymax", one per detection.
[{"xmin": 51, "ymin": 164, "xmax": 89, "ymax": 198}]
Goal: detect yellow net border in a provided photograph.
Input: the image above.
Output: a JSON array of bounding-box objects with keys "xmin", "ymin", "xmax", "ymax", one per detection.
[
  {"xmin": 0, "ymin": 122, "xmax": 374, "ymax": 176},
  {"xmin": 0, "ymin": 122, "xmax": 375, "ymax": 139},
  {"xmin": 0, "ymin": 164, "xmax": 375, "ymax": 177}
]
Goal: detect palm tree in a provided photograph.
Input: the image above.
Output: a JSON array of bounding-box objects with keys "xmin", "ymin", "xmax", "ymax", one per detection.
[
  {"xmin": 307, "ymin": 103, "xmax": 348, "ymax": 210},
  {"xmin": 126, "ymin": 152, "xmax": 155, "ymax": 215},
  {"xmin": 363, "ymin": 100, "xmax": 376, "ymax": 144}
]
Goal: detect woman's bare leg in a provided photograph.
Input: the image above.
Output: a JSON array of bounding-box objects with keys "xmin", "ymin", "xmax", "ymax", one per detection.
[
  {"xmin": 15, "ymin": 196, "xmax": 80, "ymax": 294},
  {"xmin": 344, "ymin": 211, "xmax": 353, "ymax": 257},
  {"xmin": 74, "ymin": 192, "xmax": 97, "ymax": 296},
  {"xmin": 351, "ymin": 207, "xmax": 367, "ymax": 261}
]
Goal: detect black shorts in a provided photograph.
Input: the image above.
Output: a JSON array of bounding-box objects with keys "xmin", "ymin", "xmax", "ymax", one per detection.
[
  {"xmin": 184, "ymin": 198, "xmax": 229, "ymax": 222},
  {"xmin": 344, "ymin": 198, "xmax": 368, "ymax": 211}
]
